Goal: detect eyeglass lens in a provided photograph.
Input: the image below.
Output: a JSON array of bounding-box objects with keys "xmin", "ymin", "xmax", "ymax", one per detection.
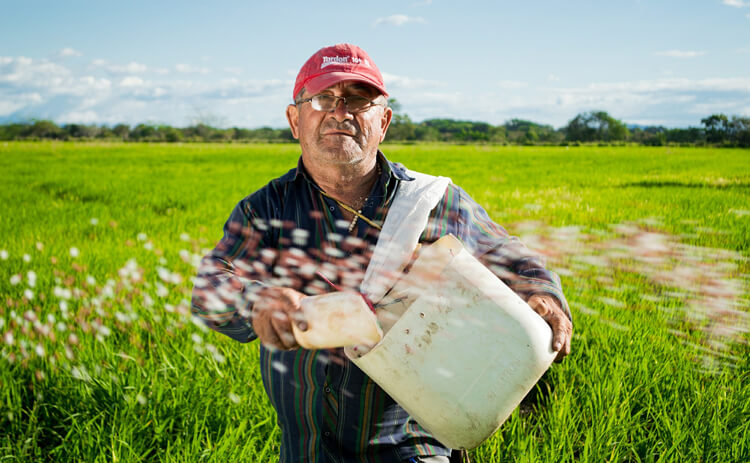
[{"xmin": 312, "ymin": 95, "xmax": 372, "ymax": 113}]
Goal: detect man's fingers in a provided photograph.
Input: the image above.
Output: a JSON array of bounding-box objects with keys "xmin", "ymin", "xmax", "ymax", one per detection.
[
  {"xmin": 251, "ymin": 286, "xmax": 307, "ymax": 350},
  {"xmin": 527, "ymin": 294, "xmax": 572, "ymax": 361},
  {"xmin": 549, "ymin": 313, "xmax": 572, "ymax": 361},
  {"xmin": 291, "ymin": 310, "xmax": 308, "ymax": 331},
  {"xmin": 270, "ymin": 311, "xmax": 298, "ymax": 350},
  {"xmin": 259, "ymin": 325, "xmax": 285, "ymax": 350}
]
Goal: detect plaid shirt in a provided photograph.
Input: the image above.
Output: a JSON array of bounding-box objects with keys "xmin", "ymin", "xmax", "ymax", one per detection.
[{"xmin": 191, "ymin": 151, "xmax": 569, "ymax": 463}]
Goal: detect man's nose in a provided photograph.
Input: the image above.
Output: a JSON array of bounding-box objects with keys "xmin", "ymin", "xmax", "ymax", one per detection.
[{"xmin": 331, "ymin": 98, "xmax": 354, "ymax": 122}]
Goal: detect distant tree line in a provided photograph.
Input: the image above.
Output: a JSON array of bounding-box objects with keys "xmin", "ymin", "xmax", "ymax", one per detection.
[
  {"xmin": 1, "ymin": 105, "xmax": 748, "ymax": 147},
  {"xmin": 0, "ymin": 121, "xmax": 295, "ymax": 143}
]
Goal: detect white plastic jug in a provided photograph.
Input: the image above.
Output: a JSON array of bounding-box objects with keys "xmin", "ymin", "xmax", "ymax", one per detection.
[
  {"xmin": 344, "ymin": 234, "xmax": 557, "ymax": 450},
  {"xmin": 291, "ymin": 291, "xmax": 383, "ymax": 349}
]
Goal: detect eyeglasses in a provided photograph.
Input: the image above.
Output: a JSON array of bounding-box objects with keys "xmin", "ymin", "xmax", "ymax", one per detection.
[{"xmin": 295, "ymin": 94, "xmax": 386, "ymax": 113}]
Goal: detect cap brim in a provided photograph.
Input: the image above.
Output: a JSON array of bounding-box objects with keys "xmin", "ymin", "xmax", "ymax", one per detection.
[{"xmin": 304, "ymin": 72, "xmax": 389, "ymax": 98}]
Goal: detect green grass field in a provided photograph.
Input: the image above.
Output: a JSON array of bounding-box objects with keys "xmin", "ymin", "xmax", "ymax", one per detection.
[{"xmin": 1, "ymin": 141, "xmax": 748, "ymax": 462}]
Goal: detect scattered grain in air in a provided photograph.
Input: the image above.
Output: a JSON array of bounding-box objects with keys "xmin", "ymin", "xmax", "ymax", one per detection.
[
  {"xmin": 335, "ymin": 219, "xmax": 351, "ymax": 230},
  {"xmin": 144, "ymin": 241, "xmax": 154, "ymax": 251},
  {"xmin": 36, "ymin": 242, "xmax": 43, "ymax": 251},
  {"xmin": 228, "ymin": 392, "xmax": 240, "ymax": 404},
  {"xmin": 35, "ymin": 344, "xmax": 45, "ymax": 357},
  {"xmin": 328, "ymin": 233, "xmax": 343, "ymax": 243},
  {"xmin": 180, "ymin": 233, "xmax": 190, "ymax": 241},
  {"xmin": 436, "ymin": 367, "xmax": 454, "ymax": 378},
  {"xmin": 136, "ymin": 394, "xmax": 147, "ymax": 405},
  {"xmin": 69, "ymin": 247, "xmax": 79, "ymax": 258},
  {"xmin": 24, "ymin": 289, "xmax": 34, "ymax": 300},
  {"xmin": 137, "ymin": 233, "xmax": 147, "ymax": 241},
  {"xmin": 0, "ymin": 250, "xmax": 7, "ymax": 260},
  {"xmin": 3, "ymin": 332, "xmax": 12, "ymax": 346},
  {"xmin": 156, "ymin": 283, "xmax": 168, "ymax": 298},
  {"xmin": 10, "ymin": 274, "xmax": 21, "ymax": 285},
  {"xmin": 90, "ymin": 218, "xmax": 99, "ymax": 225},
  {"xmin": 598, "ymin": 296, "xmax": 625, "ymax": 308},
  {"xmin": 26, "ymin": 271, "xmax": 37, "ymax": 287},
  {"xmin": 272, "ymin": 361, "xmax": 288, "ymax": 374},
  {"xmin": 23, "ymin": 254, "xmax": 31, "ymax": 263}
]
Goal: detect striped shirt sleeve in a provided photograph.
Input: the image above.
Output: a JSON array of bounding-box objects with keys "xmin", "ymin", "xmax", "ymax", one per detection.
[
  {"xmin": 424, "ymin": 184, "xmax": 571, "ymax": 321},
  {"xmin": 191, "ymin": 199, "xmax": 267, "ymax": 342}
]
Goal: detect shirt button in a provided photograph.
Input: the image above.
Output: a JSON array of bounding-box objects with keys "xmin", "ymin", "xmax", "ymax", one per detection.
[
  {"xmin": 324, "ymin": 431, "xmax": 331, "ymax": 437},
  {"xmin": 325, "ymin": 387, "xmax": 331, "ymax": 393}
]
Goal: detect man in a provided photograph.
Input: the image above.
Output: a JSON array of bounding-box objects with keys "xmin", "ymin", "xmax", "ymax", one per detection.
[{"xmin": 192, "ymin": 43, "xmax": 572, "ymax": 463}]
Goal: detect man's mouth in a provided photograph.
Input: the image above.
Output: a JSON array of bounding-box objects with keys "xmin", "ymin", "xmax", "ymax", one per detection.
[{"xmin": 323, "ymin": 130, "xmax": 356, "ymax": 137}]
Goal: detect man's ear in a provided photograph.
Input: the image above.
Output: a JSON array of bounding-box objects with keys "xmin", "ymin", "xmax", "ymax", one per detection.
[
  {"xmin": 286, "ymin": 104, "xmax": 300, "ymax": 139},
  {"xmin": 379, "ymin": 106, "xmax": 393, "ymax": 142}
]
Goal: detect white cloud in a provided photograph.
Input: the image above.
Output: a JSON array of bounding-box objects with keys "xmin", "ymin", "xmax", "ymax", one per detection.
[
  {"xmin": 80, "ymin": 76, "xmax": 111, "ymax": 90},
  {"xmin": 373, "ymin": 14, "xmax": 426, "ymax": 27},
  {"xmin": 92, "ymin": 59, "xmax": 148, "ymax": 74},
  {"xmin": 223, "ymin": 66, "xmax": 243, "ymax": 75},
  {"xmin": 722, "ymin": 0, "xmax": 750, "ymax": 7},
  {"xmin": 547, "ymin": 74, "xmax": 560, "ymax": 82},
  {"xmin": 393, "ymin": 76, "xmax": 750, "ymax": 128},
  {"xmin": 411, "ymin": 0, "xmax": 433, "ymax": 6},
  {"xmin": 119, "ymin": 76, "xmax": 145, "ymax": 87},
  {"xmin": 0, "ymin": 93, "xmax": 43, "ymax": 117},
  {"xmin": 497, "ymin": 80, "xmax": 529, "ymax": 89},
  {"xmin": 382, "ymin": 72, "xmax": 443, "ymax": 90},
  {"xmin": 2, "ymin": 52, "xmax": 747, "ymax": 129},
  {"xmin": 175, "ymin": 63, "xmax": 210, "ymax": 74},
  {"xmin": 58, "ymin": 48, "xmax": 83, "ymax": 58},
  {"xmin": 654, "ymin": 50, "xmax": 706, "ymax": 58},
  {"xmin": 58, "ymin": 110, "xmax": 100, "ymax": 124},
  {"xmin": 580, "ymin": 77, "xmax": 750, "ymax": 93},
  {"xmin": 0, "ymin": 56, "xmax": 73, "ymax": 88}
]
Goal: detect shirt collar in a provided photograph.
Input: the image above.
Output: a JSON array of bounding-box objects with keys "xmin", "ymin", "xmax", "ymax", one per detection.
[{"xmin": 292, "ymin": 150, "xmax": 415, "ymax": 186}]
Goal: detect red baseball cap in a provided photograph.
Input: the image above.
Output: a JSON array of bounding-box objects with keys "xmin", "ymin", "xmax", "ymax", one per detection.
[{"xmin": 293, "ymin": 43, "xmax": 388, "ymax": 100}]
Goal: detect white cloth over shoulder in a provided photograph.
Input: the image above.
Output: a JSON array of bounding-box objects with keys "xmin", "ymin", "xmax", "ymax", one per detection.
[{"xmin": 360, "ymin": 169, "xmax": 451, "ymax": 304}]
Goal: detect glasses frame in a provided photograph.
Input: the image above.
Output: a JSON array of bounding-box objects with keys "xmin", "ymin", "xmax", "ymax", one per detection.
[{"xmin": 295, "ymin": 94, "xmax": 387, "ymax": 114}]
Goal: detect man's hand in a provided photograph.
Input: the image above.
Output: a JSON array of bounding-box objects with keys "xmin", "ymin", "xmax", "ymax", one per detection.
[
  {"xmin": 252, "ymin": 287, "xmax": 307, "ymax": 350},
  {"xmin": 527, "ymin": 294, "xmax": 572, "ymax": 362}
]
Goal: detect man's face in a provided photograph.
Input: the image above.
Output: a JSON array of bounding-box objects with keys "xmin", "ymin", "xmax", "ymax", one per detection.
[{"xmin": 286, "ymin": 81, "xmax": 393, "ymax": 168}]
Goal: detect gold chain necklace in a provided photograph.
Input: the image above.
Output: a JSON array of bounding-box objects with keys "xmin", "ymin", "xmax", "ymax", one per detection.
[{"xmin": 319, "ymin": 163, "xmax": 383, "ymax": 233}]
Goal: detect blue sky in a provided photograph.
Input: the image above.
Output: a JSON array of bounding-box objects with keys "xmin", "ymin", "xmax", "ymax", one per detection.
[{"xmin": 1, "ymin": 0, "xmax": 749, "ymax": 129}]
